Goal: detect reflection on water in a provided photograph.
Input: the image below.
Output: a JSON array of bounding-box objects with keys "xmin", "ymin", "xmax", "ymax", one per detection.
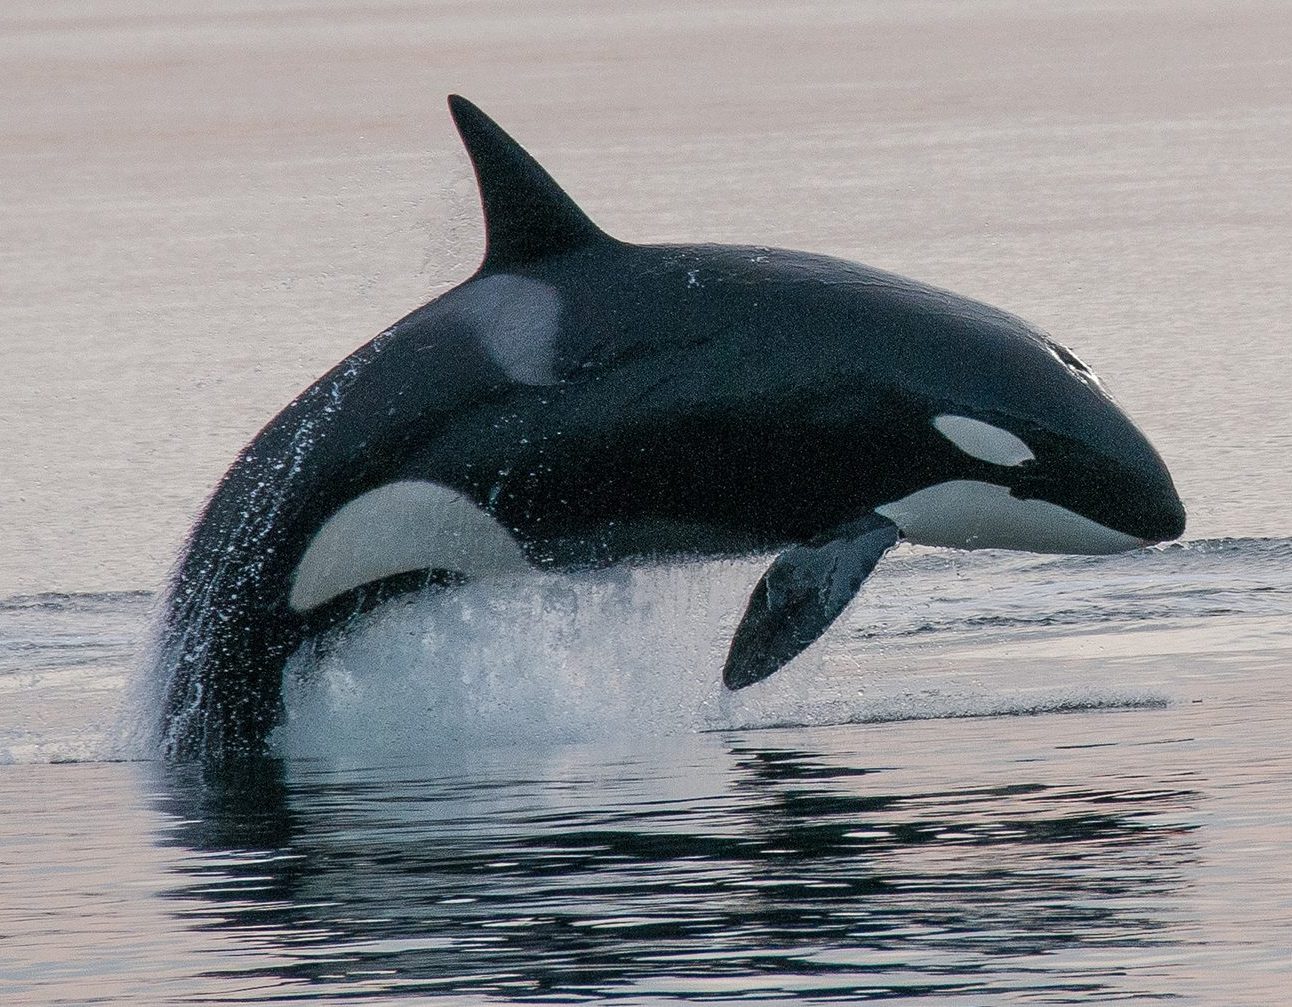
[{"xmin": 151, "ymin": 737, "xmax": 1199, "ymax": 1003}]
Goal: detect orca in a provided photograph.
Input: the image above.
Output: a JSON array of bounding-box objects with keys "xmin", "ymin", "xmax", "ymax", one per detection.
[{"xmin": 156, "ymin": 95, "xmax": 1185, "ymax": 761}]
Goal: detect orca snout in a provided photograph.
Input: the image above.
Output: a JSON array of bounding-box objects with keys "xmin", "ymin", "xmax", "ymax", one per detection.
[
  {"xmin": 1009, "ymin": 429, "xmax": 1185, "ymax": 549},
  {"xmin": 1101, "ymin": 446, "xmax": 1187, "ymax": 546},
  {"xmin": 1134, "ymin": 474, "xmax": 1187, "ymax": 545},
  {"xmin": 1112, "ymin": 422, "xmax": 1186, "ymax": 545}
]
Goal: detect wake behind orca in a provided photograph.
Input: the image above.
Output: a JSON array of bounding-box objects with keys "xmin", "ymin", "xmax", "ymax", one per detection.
[{"xmin": 156, "ymin": 96, "xmax": 1185, "ymax": 761}]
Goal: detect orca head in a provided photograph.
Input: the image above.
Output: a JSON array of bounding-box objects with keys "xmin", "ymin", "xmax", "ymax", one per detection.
[
  {"xmin": 878, "ymin": 322, "xmax": 1186, "ymax": 555},
  {"xmin": 1008, "ymin": 336, "xmax": 1185, "ymax": 548}
]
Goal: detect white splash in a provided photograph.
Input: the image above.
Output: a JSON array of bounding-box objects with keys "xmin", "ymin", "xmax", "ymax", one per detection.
[{"xmin": 278, "ymin": 562, "xmax": 763, "ymax": 760}]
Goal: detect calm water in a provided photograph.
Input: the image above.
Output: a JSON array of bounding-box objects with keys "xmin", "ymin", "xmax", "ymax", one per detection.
[{"xmin": 3, "ymin": 1, "xmax": 1291, "ymax": 1004}]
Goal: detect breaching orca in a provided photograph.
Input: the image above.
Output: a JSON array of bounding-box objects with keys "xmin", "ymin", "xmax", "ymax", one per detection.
[{"xmin": 157, "ymin": 96, "xmax": 1185, "ymax": 761}]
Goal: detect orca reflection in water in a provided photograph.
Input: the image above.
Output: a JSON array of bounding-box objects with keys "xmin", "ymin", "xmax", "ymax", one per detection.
[{"xmin": 157, "ymin": 96, "xmax": 1185, "ymax": 760}]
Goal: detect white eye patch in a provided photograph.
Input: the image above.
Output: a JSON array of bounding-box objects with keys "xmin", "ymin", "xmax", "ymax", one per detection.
[{"xmin": 932, "ymin": 414, "xmax": 1035, "ymax": 467}]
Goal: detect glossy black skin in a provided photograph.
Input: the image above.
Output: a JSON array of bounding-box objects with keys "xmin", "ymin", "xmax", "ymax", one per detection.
[
  {"xmin": 424, "ymin": 240, "xmax": 1184, "ymax": 557},
  {"xmin": 158, "ymin": 99, "xmax": 1184, "ymax": 762}
]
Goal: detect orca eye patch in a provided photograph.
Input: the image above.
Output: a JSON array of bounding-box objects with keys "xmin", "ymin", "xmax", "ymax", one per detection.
[{"xmin": 932, "ymin": 414, "xmax": 1035, "ymax": 467}]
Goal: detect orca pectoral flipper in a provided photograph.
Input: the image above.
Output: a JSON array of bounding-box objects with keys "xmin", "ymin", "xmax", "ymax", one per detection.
[{"xmin": 723, "ymin": 513, "xmax": 900, "ymax": 690}]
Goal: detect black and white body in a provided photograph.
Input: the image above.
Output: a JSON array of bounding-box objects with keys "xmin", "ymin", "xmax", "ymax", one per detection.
[{"xmin": 157, "ymin": 96, "xmax": 1185, "ymax": 761}]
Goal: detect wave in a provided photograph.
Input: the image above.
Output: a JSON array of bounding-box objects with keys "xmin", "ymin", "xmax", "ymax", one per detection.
[
  {"xmin": 711, "ymin": 691, "xmax": 1170, "ymax": 734},
  {"xmin": 0, "ymin": 590, "xmax": 153, "ymax": 614},
  {"xmin": 852, "ymin": 537, "xmax": 1292, "ymax": 643},
  {"xmin": 0, "ymin": 590, "xmax": 152, "ymax": 677}
]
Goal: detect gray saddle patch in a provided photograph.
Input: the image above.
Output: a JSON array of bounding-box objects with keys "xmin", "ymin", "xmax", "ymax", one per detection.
[{"xmin": 455, "ymin": 273, "xmax": 562, "ymax": 385}]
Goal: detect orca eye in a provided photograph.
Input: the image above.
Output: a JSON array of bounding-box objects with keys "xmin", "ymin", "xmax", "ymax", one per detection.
[{"xmin": 933, "ymin": 414, "xmax": 1035, "ymax": 467}]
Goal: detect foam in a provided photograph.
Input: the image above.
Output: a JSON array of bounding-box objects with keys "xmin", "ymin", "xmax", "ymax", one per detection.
[{"xmin": 277, "ymin": 562, "xmax": 761, "ymax": 761}]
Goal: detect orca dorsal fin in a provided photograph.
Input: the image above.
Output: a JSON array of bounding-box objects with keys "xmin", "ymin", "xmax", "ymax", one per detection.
[{"xmin": 448, "ymin": 95, "xmax": 608, "ymax": 271}]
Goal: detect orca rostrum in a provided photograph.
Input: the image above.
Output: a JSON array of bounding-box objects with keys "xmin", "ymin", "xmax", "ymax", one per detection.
[{"xmin": 156, "ymin": 95, "xmax": 1185, "ymax": 761}]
